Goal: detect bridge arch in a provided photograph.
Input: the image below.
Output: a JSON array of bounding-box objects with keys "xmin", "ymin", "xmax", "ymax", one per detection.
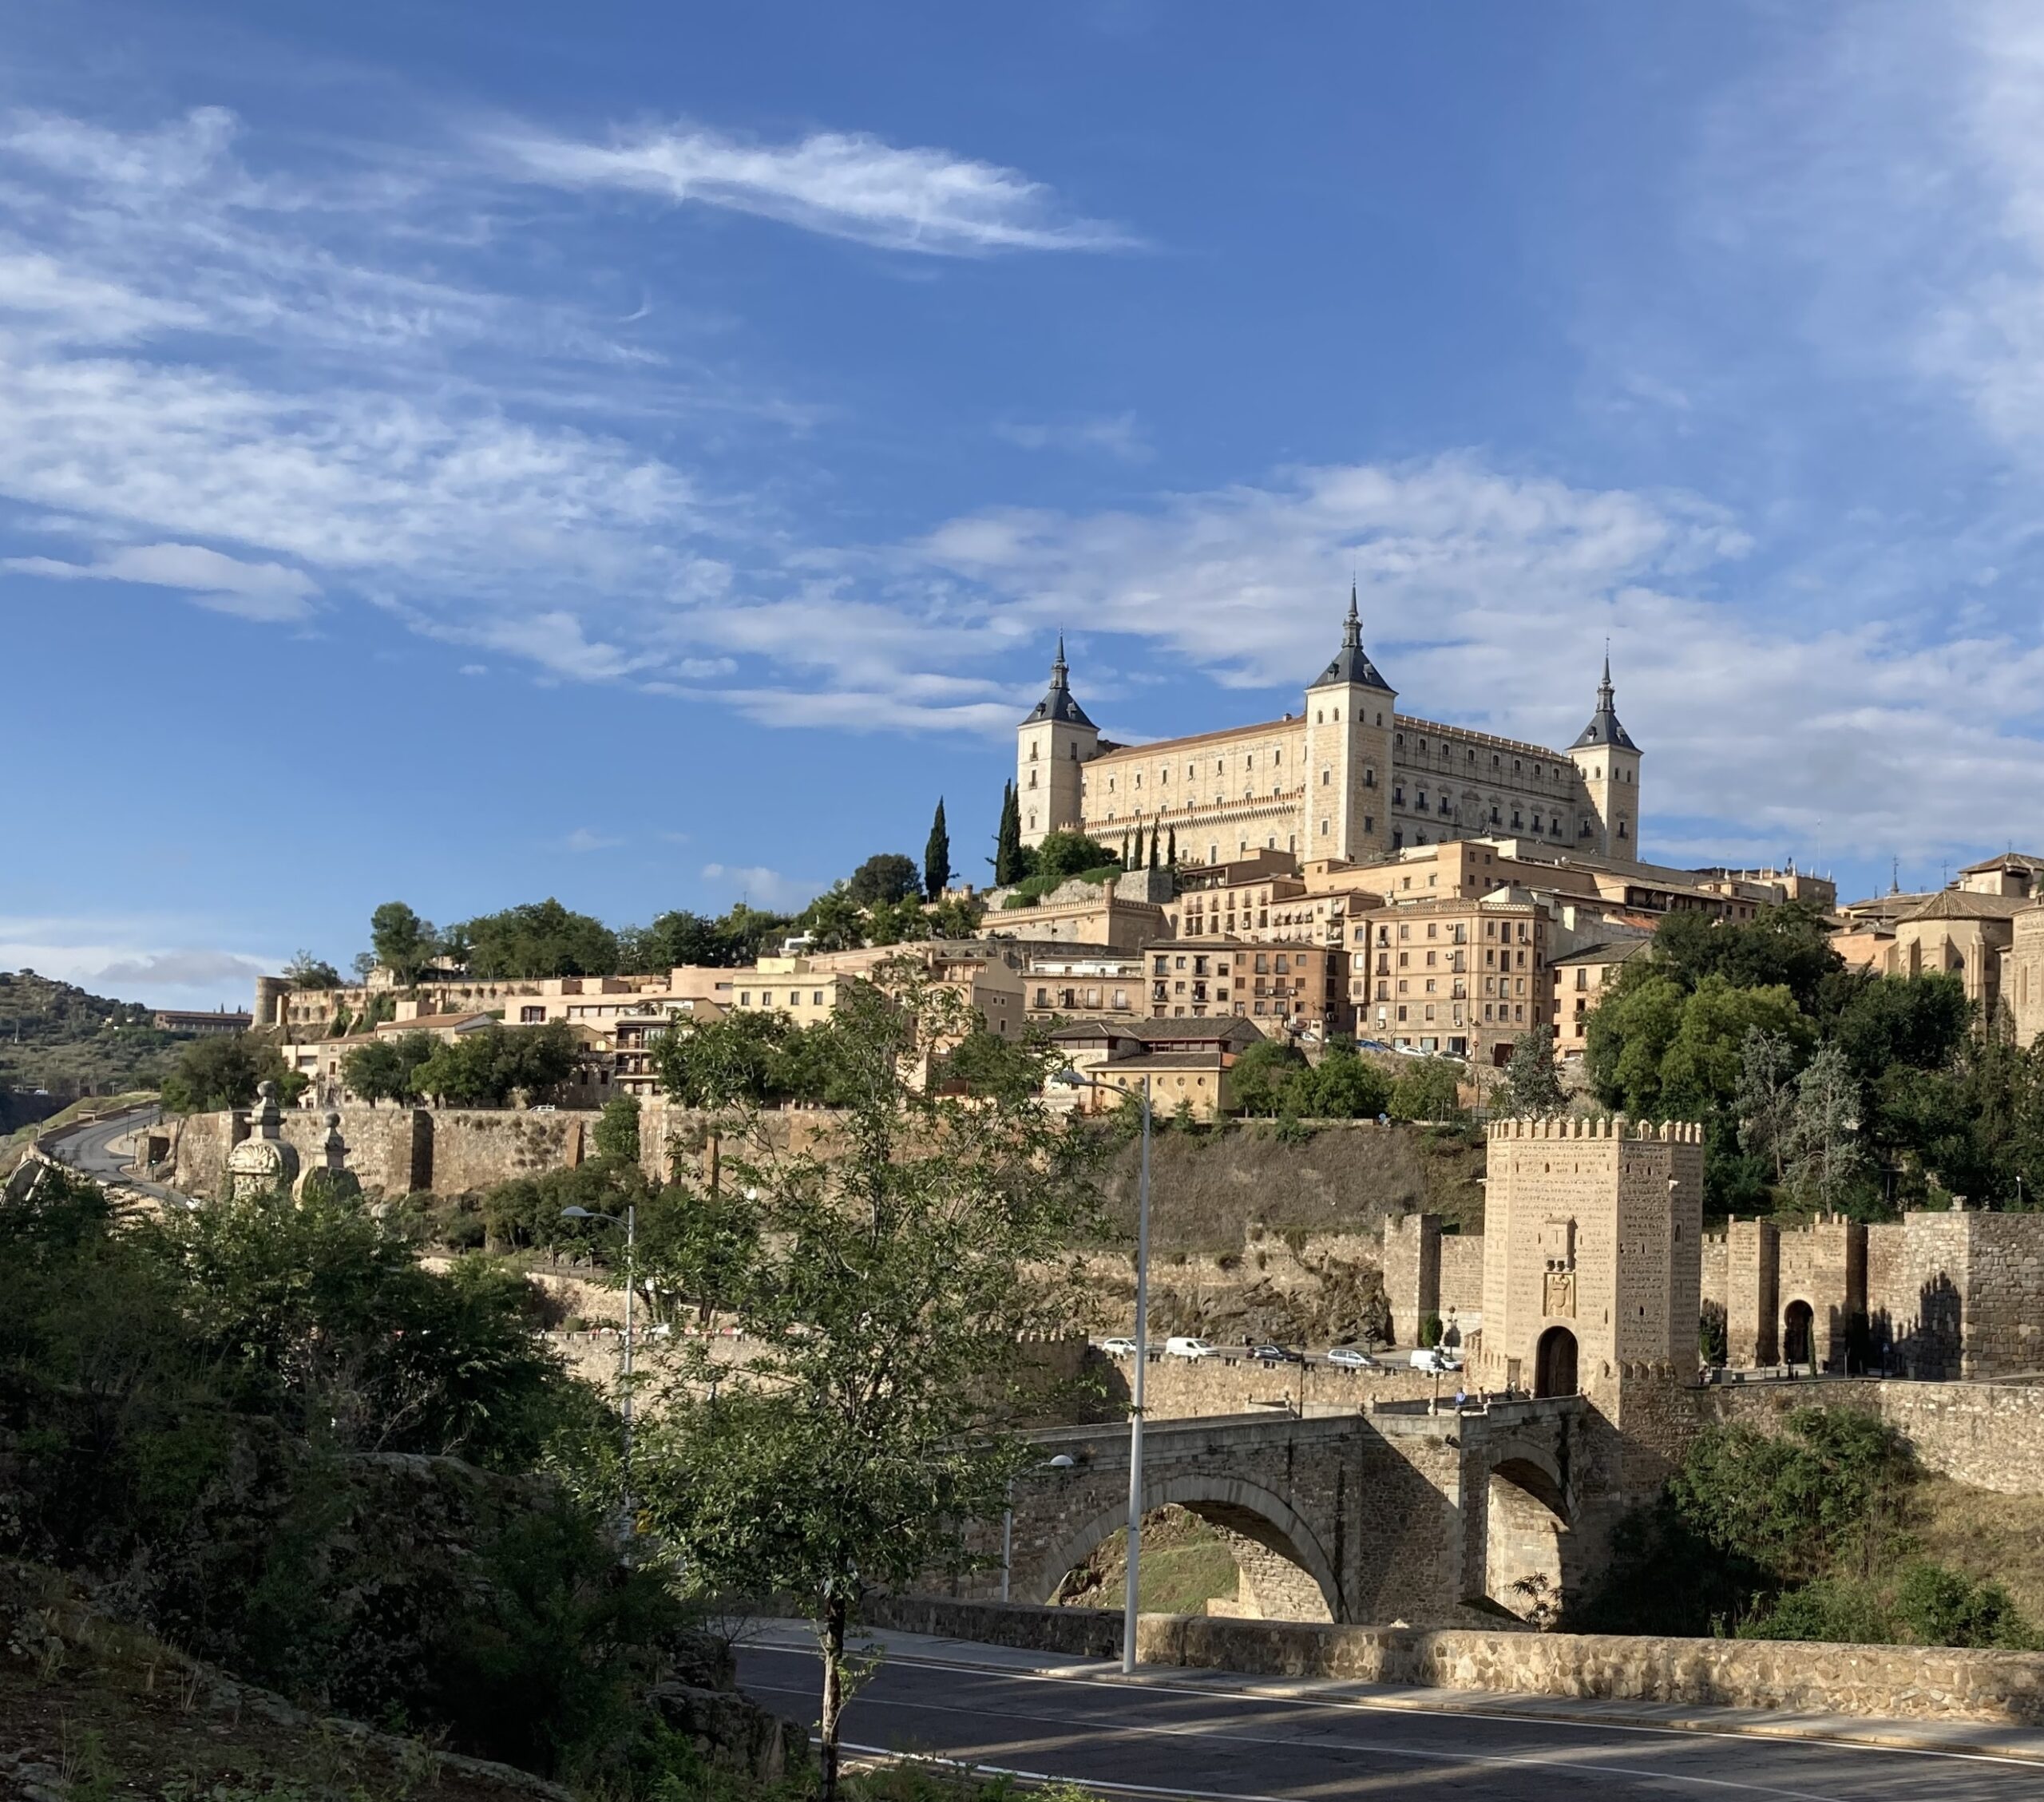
[
  {"xmin": 1476, "ymin": 1432, "xmax": 1578, "ymax": 1622},
  {"xmin": 1029, "ymin": 1472, "xmax": 1341, "ymax": 1623}
]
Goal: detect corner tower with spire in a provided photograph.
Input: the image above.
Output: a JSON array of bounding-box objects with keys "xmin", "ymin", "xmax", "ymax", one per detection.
[
  {"xmin": 1016, "ymin": 634, "xmax": 1099, "ymax": 847},
  {"xmin": 1302, "ymin": 584, "xmax": 1398, "ymax": 865},
  {"xmin": 1566, "ymin": 653, "xmax": 1643, "ymax": 855}
]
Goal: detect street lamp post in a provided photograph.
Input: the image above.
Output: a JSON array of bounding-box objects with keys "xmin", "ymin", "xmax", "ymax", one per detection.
[
  {"xmin": 1054, "ymin": 1065, "xmax": 1152, "ymax": 1675},
  {"xmin": 562, "ymin": 1202, "xmax": 637, "ymax": 1527}
]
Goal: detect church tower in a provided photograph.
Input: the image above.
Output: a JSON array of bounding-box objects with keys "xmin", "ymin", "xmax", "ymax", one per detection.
[
  {"xmin": 1302, "ymin": 588, "xmax": 1396, "ymax": 865},
  {"xmin": 1567, "ymin": 655, "xmax": 1642, "ymax": 857},
  {"xmin": 1016, "ymin": 636, "xmax": 1099, "ymax": 849}
]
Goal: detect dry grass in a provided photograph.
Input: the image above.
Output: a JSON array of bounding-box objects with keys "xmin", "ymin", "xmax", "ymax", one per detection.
[
  {"xmin": 1914, "ymin": 1476, "xmax": 2044, "ymax": 1631},
  {"xmin": 1094, "ymin": 1121, "xmax": 1484, "ymax": 1253}
]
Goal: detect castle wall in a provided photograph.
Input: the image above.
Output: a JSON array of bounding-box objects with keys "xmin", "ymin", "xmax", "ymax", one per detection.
[
  {"xmin": 1437, "ymin": 1232, "xmax": 1485, "ymax": 1320},
  {"xmin": 1379, "ymin": 1213, "xmax": 1440, "ymax": 1347}
]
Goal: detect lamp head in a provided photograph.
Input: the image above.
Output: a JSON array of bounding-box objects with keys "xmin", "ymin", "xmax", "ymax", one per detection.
[
  {"xmin": 561, "ymin": 1206, "xmax": 594, "ymax": 1220},
  {"xmin": 1051, "ymin": 1067, "xmax": 1087, "ymax": 1088}
]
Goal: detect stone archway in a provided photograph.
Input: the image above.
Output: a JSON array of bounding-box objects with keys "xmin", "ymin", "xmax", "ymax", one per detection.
[
  {"xmin": 1483, "ymin": 1446, "xmax": 1574, "ymax": 1622},
  {"xmin": 1784, "ymin": 1299, "xmax": 1815, "ymax": 1367},
  {"xmin": 1031, "ymin": 1473, "xmax": 1341, "ymax": 1623},
  {"xmin": 1534, "ymin": 1325, "xmax": 1578, "ymax": 1397}
]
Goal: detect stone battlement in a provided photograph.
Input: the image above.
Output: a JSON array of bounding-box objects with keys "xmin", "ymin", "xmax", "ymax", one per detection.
[{"xmin": 1485, "ymin": 1115, "xmax": 1703, "ymax": 1143}]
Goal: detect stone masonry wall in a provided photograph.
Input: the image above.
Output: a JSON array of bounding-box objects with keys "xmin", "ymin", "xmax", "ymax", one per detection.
[
  {"xmin": 1437, "ymin": 1233, "xmax": 1484, "ymax": 1319},
  {"xmin": 1707, "ymin": 1377, "xmax": 2044, "ymax": 1498},
  {"xmin": 866, "ymin": 1595, "xmax": 2044, "ymax": 1728}
]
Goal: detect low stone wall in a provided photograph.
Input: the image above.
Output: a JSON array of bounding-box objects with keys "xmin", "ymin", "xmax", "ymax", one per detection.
[
  {"xmin": 1707, "ymin": 1376, "xmax": 2044, "ymax": 1498},
  {"xmin": 865, "ymin": 1595, "xmax": 2044, "ymax": 1727},
  {"xmin": 1100, "ymin": 1349, "xmax": 1450, "ymax": 1420}
]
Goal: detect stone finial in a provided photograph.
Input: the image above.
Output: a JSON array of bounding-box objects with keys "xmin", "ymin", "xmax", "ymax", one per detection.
[{"xmin": 321, "ymin": 1108, "xmax": 347, "ymax": 1173}]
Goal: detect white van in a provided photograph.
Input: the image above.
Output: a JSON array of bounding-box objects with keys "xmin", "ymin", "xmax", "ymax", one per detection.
[
  {"xmin": 1164, "ymin": 1336, "xmax": 1218, "ymax": 1360},
  {"xmin": 1409, "ymin": 1348, "xmax": 1464, "ymax": 1372}
]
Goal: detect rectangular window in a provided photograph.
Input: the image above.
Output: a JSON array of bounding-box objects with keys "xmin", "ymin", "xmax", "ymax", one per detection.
[
  {"xmin": 521, "ymin": 1006, "xmax": 546, "ymax": 1023},
  {"xmin": 739, "ymin": 992, "xmax": 751, "ymax": 1005},
  {"xmin": 814, "ymin": 992, "xmax": 824, "ymax": 1006}
]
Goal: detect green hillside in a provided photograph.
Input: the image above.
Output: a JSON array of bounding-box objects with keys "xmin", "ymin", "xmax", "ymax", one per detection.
[{"xmin": 0, "ymin": 968, "xmax": 181, "ymax": 1120}]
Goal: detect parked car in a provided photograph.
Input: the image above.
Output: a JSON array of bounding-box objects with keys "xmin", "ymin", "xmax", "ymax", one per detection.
[
  {"xmin": 1250, "ymin": 1343, "xmax": 1304, "ymax": 1364},
  {"xmin": 1325, "ymin": 1347, "xmax": 1378, "ymax": 1370},
  {"xmin": 1164, "ymin": 1336, "xmax": 1218, "ymax": 1360},
  {"xmin": 1410, "ymin": 1348, "xmax": 1464, "ymax": 1372},
  {"xmin": 1099, "ymin": 1337, "xmax": 1140, "ymax": 1357}
]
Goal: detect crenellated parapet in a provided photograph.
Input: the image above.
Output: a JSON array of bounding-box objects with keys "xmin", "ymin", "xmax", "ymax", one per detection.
[{"xmin": 1484, "ymin": 1115, "xmax": 1703, "ymax": 1143}]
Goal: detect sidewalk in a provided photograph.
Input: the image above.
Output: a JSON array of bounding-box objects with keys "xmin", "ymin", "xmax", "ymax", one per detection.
[{"xmin": 739, "ymin": 1617, "xmax": 2044, "ymax": 1767}]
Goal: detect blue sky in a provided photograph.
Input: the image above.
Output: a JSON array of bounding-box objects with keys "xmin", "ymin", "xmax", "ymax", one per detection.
[{"xmin": 6, "ymin": 2, "xmax": 2044, "ymax": 1007}]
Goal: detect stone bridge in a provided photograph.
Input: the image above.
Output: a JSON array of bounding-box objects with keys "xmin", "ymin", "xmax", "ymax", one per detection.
[{"xmin": 976, "ymin": 1396, "xmax": 1614, "ymax": 1628}]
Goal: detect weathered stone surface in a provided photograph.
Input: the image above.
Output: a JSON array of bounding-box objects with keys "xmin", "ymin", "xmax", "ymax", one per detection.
[
  {"xmin": 648, "ymin": 1680, "xmax": 807, "ymax": 1780},
  {"xmin": 867, "ymin": 1595, "xmax": 2044, "ymax": 1727}
]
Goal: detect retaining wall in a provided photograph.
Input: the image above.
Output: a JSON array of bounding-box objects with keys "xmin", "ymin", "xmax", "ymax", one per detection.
[{"xmin": 865, "ymin": 1595, "xmax": 2044, "ymax": 1727}]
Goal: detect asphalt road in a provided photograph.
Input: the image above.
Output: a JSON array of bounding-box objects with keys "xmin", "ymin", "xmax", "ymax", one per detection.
[
  {"xmin": 45, "ymin": 1106, "xmax": 188, "ymax": 1205},
  {"xmin": 735, "ymin": 1635, "xmax": 2042, "ymax": 1800}
]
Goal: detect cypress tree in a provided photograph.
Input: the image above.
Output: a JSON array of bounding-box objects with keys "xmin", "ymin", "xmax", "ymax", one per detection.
[
  {"xmin": 924, "ymin": 798, "xmax": 952, "ymax": 901},
  {"xmin": 994, "ymin": 782, "xmax": 1022, "ymax": 886},
  {"xmin": 1167, "ymin": 825, "xmax": 1177, "ymax": 866},
  {"xmin": 1131, "ymin": 824, "xmax": 1144, "ymax": 869},
  {"xmin": 1150, "ymin": 829, "xmax": 1160, "ymax": 870}
]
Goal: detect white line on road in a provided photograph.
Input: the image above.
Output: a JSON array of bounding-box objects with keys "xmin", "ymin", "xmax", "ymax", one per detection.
[
  {"xmin": 743, "ymin": 1675, "xmax": 1852, "ymax": 1800},
  {"xmin": 743, "ymin": 1640, "xmax": 2041, "ymax": 1771}
]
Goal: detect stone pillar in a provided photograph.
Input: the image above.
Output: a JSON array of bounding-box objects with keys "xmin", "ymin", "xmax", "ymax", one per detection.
[
  {"xmin": 1725, "ymin": 1219, "xmax": 1779, "ymax": 1367},
  {"xmin": 1807, "ymin": 1217, "xmax": 1868, "ymax": 1372},
  {"xmin": 1380, "ymin": 1212, "xmax": 1442, "ymax": 1347}
]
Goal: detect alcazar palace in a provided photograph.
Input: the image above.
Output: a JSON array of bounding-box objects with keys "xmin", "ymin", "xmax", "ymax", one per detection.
[{"xmin": 1017, "ymin": 592, "xmax": 1641, "ymax": 868}]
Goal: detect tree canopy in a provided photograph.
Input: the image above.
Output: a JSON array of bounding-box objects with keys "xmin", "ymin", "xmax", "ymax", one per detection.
[
  {"xmin": 160, "ymin": 1032, "xmax": 305, "ymax": 1113},
  {"xmin": 368, "ymin": 900, "xmax": 438, "ymax": 984},
  {"xmin": 448, "ymin": 898, "xmax": 620, "ymax": 980},
  {"xmin": 409, "ymin": 1021, "xmax": 581, "ymax": 1107}
]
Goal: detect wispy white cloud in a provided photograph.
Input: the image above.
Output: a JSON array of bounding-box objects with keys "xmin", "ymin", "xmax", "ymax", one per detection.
[
  {"xmin": 495, "ymin": 121, "xmax": 1131, "ymax": 255},
  {"xmin": 6, "ymin": 541, "xmax": 318, "ymax": 621},
  {"xmin": 563, "ymin": 827, "xmax": 624, "ymax": 853},
  {"xmin": 698, "ymin": 862, "xmax": 814, "ymax": 911},
  {"xmin": 995, "ymin": 411, "xmax": 1152, "ymax": 462}
]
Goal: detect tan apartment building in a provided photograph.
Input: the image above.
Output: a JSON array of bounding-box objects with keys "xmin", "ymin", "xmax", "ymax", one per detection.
[
  {"xmin": 1143, "ymin": 937, "xmax": 1349, "ymax": 1036},
  {"xmin": 1349, "ymin": 886, "xmax": 1547, "ymax": 1065},
  {"xmin": 1049, "ymin": 1017, "xmax": 1266, "ymax": 1122},
  {"xmin": 1022, "ymin": 949, "xmax": 1146, "ymax": 1024},
  {"xmin": 1550, "ymin": 938, "xmax": 1652, "ymax": 1058},
  {"xmin": 1018, "ymin": 606, "xmax": 1642, "ymax": 866}
]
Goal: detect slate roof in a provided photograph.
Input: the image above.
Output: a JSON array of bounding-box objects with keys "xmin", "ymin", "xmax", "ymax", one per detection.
[
  {"xmin": 1571, "ymin": 657, "xmax": 1639, "ymax": 753},
  {"xmin": 1310, "ymin": 588, "xmax": 1392, "ymax": 691},
  {"xmin": 1021, "ymin": 636, "xmax": 1097, "ymax": 729}
]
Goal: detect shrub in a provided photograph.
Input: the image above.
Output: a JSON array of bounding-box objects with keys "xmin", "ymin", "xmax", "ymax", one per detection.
[
  {"xmin": 1892, "ymin": 1561, "xmax": 2038, "ymax": 1649},
  {"xmin": 1418, "ymin": 1312, "xmax": 1443, "ymax": 1349}
]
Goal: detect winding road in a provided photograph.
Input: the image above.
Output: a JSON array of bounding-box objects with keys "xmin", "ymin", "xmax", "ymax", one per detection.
[{"xmin": 42, "ymin": 1105, "xmax": 188, "ymax": 1206}]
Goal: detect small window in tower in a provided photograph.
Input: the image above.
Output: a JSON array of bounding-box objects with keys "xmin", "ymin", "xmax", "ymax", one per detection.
[
  {"xmin": 1030, "ymin": 744, "xmax": 1039, "ymax": 760},
  {"xmin": 1316, "ymin": 709, "xmax": 1324, "ymax": 724}
]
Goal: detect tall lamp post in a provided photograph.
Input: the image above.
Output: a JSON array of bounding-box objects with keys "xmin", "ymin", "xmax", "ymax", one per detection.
[
  {"xmin": 1053, "ymin": 1065, "xmax": 1151, "ymax": 1676},
  {"xmin": 562, "ymin": 1202, "xmax": 637, "ymax": 1529}
]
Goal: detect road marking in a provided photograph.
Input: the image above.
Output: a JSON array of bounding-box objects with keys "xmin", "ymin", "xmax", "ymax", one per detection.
[
  {"xmin": 743, "ymin": 1642, "xmax": 2041, "ymax": 1772},
  {"xmin": 746, "ymin": 1677, "xmax": 1849, "ymax": 1800}
]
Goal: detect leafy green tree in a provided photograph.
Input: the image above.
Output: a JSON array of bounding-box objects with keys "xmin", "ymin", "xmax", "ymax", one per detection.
[
  {"xmin": 410, "ymin": 1022, "xmax": 580, "ymax": 1107},
  {"xmin": 937, "ymin": 1027, "xmax": 1044, "ymax": 1105},
  {"xmin": 801, "ymin": 886, "xmax": 866, "ymax": 952},
  {"xmin": 1652, "ymin": 901, "xmax": 1843, "ymax": 1013},
  {"xmin": 593, "ymin": 1094, "xmax": 641, "ymax": 1163},
  {"xmin": 865, "ymin": 896, "xmax": 932, "ymax": 945},
  {"xmin": 339, "ymin": 1030, "xmax": 437, "ymax": 1107},
  {"xmin": 632, "ymin": 966, "xmax": 1100, "ymax": 1799},
  {"xmin": 656, "ymin": 1009, "xmax": 805, "ymax": 1109},
  {"xmin": 369, "ymin": 901, "xmax": 438, "ymax": 984},
  {"xmin": 1294, "ymin": 1044, "xmax": 1392, "ymax": 1119},
  {"xmin": 846, "ymin": 853, "xmax": 920, "ymax": 908},
  {"xmin": 1033, "ymin": 829, "xmax": 1119, "ymax": 884},
  {"xmin": 1228, "ymin": 1038, "xmax": 1309, "ymax": 1115},
  {"xmin": 619, "ymin": 909, "xmax": 727, "ymax": 972},
  {"xmin": 1388, "ymin": 1057, "xmax": 1464, "ymax": 1123},
  {"xmin": 924, "ymin": 798, "xmax": 952, "ymax": 901},
  {"xmin": 928, "ymin": 893, "xmax": 986, "ymax": 939},
  {"xmin": 160, "ymin": 1033, "xmax": 305, "ymax": 1113},
  {"xmin": 1499, "ymin": 1026, "xmax": 1566, "ymax": 1116},
  {"xmin": 1658, "ymin": 977, "xmax": 1808, "ymax": 1119},
  {"xmin": 452, "ymin": 899, "xmax": 620, "ymax": 980},
  {"xmin": 1584, "ymin": 966, "xmax": 1689, "ymax": 1116},
  {"xmin": 714, "ymin": 902, "xmax": 797, "ymax": 964},
  {"xmin": 285, "ymin": 951, "xmax": 341, "ymax": 990}
]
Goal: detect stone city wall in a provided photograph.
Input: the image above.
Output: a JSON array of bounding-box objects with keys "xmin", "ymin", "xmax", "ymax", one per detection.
[
  {"xmin": 863, "ymin": 1596, "xmax": 2044, "ymax": 1728},
  {"xmin": 1097, "ymin": 1349, "xmax": 1455, "ymax": 1422},
  {"xmin": 1705, "ymin": 1376, "xmax": 2044, "ymax": 1499}
]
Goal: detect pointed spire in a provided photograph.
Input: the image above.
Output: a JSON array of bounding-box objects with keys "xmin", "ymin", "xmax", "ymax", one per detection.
[
  {"xmin": 1055, "ymin": 632, "xmax": 1068, "ymax": 675},
  {"xmin": 1023, "ymin": 632, "xmax": 1095, "ymax": 729},
  {"xmin": 1572, "ymin": 646, "xmax": 1638, "ymax": 754},
  {"xmin": 1309, "ymin": 584, "xmax": 1391, "ymax": 691}
]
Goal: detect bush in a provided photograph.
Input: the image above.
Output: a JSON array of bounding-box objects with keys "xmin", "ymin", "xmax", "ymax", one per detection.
[
  {"xmin": 1388, "ymin": 1058, "xmax": 1463, "ymax": 1123},
  {"xmin": 1892, "ymin": 1561, "xmax": 2038, "ymax": 1649},
  {"xmin": 1741, "ymin": 1577, "xmax": 1894, "ymax": 1645},
  {"xmin": 1418, "ymin": 1312, "xmax": 1443, "ymax": 1349}
]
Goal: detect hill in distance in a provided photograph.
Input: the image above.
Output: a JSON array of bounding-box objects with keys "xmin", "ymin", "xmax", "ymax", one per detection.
[{"xmin": 0, "ymin": 968, "xmax": 184, "ymax": 1122}]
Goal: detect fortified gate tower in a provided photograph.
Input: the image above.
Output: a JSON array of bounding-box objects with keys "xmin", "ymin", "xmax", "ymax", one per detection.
[{"xmin": 1473, "ymin": 1115, "xmax": 1705, "ymax": 1503}]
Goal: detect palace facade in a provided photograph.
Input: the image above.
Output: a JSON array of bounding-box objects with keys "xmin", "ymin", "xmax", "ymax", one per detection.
[{"xmin": 1017, "ymin": 594, "xmax": 1642, "ymax": 868}]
